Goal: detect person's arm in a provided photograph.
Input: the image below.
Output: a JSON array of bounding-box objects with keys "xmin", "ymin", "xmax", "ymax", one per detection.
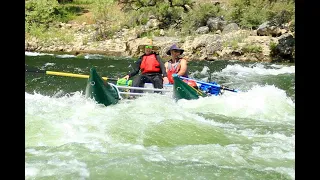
[
  {"xmin": 156, "ymin": 55, "xmax": 169, "ymax": 84},
  {"xmin": 156, "ymin": 55, "xmax": 167, "ymax": 77},
  {"xmin": 164, "ymin": 62, "xmax": 168, "ymax": 73},
  {"xmin": 127, "ymin": 57, "xmax": 142, "ymax": 78},
  {"xmin": 177, "ymin": 58, "xmax": 188, "ymax": 76}
]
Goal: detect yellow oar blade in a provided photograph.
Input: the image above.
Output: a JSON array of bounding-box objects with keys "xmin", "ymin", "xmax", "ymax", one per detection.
[
  {"xmin": 46, "ymin": 71, "xmax": 109, "ymax": 80},
  {"xmin": 46, "ymin": 71, "xmax": 89, "ymax": 78},
  {"xmin": 25, "ymin": 65, "xmax": 118, "ymax": 81}
]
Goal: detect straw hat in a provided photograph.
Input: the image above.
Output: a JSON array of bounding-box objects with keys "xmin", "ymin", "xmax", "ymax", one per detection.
[{"xmin": 137, "ymin": 39, "xmax": 160, "ymax": 53}]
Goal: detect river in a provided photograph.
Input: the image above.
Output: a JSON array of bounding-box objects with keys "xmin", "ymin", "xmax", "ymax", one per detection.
[{"xmin": 25, "ymin": 51, "xmax": 295, "ymax": 180}]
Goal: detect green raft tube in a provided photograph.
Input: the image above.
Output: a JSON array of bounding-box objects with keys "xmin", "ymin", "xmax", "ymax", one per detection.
[
  {"xmin": 85, "ymin": 67, "xmax": 120, "ymax": 107},
  {"xmin": 172, "ymin": 74, "xmax": 207, "ymax": 100}
]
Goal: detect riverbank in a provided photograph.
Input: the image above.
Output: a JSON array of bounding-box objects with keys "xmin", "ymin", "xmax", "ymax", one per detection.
[
  {"xmin": 25, "ymin": 0, "xmax": 295, "ymax": 63},
  {"xmin": 25, "ymin": 22, "xmax": 295, "ymax": 63}
]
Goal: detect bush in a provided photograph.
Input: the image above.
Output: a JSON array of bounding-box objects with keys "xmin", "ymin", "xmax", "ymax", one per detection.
[
  {"xmin": 25, "ymin": 0, "xmax": 83, "ymax": 32},
  {"xmin": 25, "ymin": 0, "xmax": 61, "ymax": 29},
  {"xmin": 90, "ymin": 0, "xmax": 126, "ymax": 39},
  {"xmin": 181, "ymin": 3, "xmax": 222, "ymax": 34},
  {"xmin": 224, "ymin": 0, "xmax": 294, "ymax": 29},
  {"xmin": 242, "ymin": 44, "xmax": 262, "ymax": 53},
  {"xmin": 269, "ymin": 41, "xmax": 278, "ymax": 57},
  {"xmin": 240, "ymin": 5, "xmax": 268, "ymax": 29},
  {"xmin": 25, "ymin": 0, "xmax": 295, "ymax": 44},
  {"xmin": 157, "ymin": 4, "xmax": 184, "ymax": 29}
]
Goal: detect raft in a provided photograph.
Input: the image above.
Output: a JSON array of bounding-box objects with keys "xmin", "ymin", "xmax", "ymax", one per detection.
[
  {"xmin": 85, "ymin": 67, "xmax": 120, "ymax": 107},
  {"xmin": 85, "ymin": 68, "xmax": 238, "ymax": 107}
]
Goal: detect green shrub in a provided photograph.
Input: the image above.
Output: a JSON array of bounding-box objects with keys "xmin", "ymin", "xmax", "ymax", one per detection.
[
  {"xmin": 156, "ymin": 5, "xmax": 184, "ymax": 29},
  {"xmin": 90, "ymin": 0, "xmax": 126, "ymax": 39},
  {"xmin": 25, "ymin": 0, "xmax": 84, "ymax": 32},
  {"xmin": 25, "ymin": 0, "xmax": 61, "ymax": 29},
  {"xmin": 122, "ymin": 10, "xmax": 143, "ymax": 28},
  {"xmin": 224, "ymin": 0, "xmax": 294, "ymax": 29},
  {"xmin": 269, "ymin": 41, "xmax": 278, "ymax": 57},
  {"xmin": 223, "ymin": 31, "xmax": 250, "ymax": 49},
  {"xmin": 72, "ymin": 0, "xmax": 95, "ymax": 4},
  {"xmin": 181, "ymin": 2, "xmax": 222, "ymax": 34},
  {"xmin": 91, "ymin": 0, "xmax": 116, "ymax": 21},
  {"xmin": 165, "ymin": 27, "xmax": 178, "ymax": 37},
  {"xmin": 242, "ymin": 44, "xmax": 262, "ymax": 53},
  {"xmin": 26, "ymin": 23, "xmax": 48, "ymax": 39},
  {"xmin": 25, "ymin": 0, "xmax": 295, "ymax": 44},
  {"xmin": 240, "ymin": 5, "xmax": 268, "ymax": 29},
  {"xmin": 120, "ymin": 1, "xmax": 188, "ymax": 29}
]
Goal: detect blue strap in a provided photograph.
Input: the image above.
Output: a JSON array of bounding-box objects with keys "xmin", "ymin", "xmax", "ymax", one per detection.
[{"xmin": 173, "ymin": 74, "xmax": 239, "ymax": 93}]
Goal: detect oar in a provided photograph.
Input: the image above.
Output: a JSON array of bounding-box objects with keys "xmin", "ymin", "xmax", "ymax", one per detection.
[
  {"xmin": 177, "ymin": 75, "xmax": 239, "ymax": 93},
  {"xmin": 25, "ymin": 65, "xmax": 119, "ymax": 81}
]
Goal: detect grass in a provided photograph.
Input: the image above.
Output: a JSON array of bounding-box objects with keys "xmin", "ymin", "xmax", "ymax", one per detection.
[
  {"xmin": 26, "ymin": 24, "xmax": 74, "ymax": 45},
  {"xmin": 222, "ymin": 31, "xmax": 250, "ymax": 49},
  {"xmin": 242, "ymin": 44, "xmax": 262, "ymax": 53}
]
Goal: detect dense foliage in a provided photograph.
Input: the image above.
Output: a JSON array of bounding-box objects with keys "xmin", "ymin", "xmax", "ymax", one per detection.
[{"xmin": 25, "ymin": 0, "xmax": 295, "ymax": 39}]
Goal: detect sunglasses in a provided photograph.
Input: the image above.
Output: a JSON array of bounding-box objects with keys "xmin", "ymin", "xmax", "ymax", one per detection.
[
  {"xmin": 145, "ymin": 45, "xmax": 153, "ymax": 49},
  {"xmin": 171, "ymin": 49, "xmax": 181, "ymax": 53}
]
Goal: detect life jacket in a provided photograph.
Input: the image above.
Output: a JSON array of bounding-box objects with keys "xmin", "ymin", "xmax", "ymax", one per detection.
[
  {"xmin": 183, "ymin": 79, "xmax": 198, "ymax": 89},
  {"xmin": 167, "ymin": 59, "xmax": 188, "ymax": 84},
  {"xmin": 140, "ymin": 54, "xmax": 161, "ymax": 74}
]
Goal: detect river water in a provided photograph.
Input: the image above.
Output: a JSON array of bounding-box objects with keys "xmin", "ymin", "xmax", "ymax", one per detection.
[{"xmin": 25, "ymin": 51, "xmax": 295, "ymax": 180}]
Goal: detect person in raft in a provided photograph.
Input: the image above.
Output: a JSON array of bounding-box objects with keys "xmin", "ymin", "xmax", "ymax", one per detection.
[
  {"xmin": 165, "ymin": 44, "xmax": 188, "ymax": 83},
  {"xmin": 123, "ymin": 43, "xmax": 169, "ymax": 93},
  {"xmin": 164, "ymin": 44, "xmax": 197, "ymax": 88}
]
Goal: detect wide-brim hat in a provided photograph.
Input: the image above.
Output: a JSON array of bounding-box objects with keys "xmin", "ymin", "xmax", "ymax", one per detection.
[
  {"xmin": 166, "ymin": 44, "xmax": 184, "ymax": 55},
  {"xmin": 138, "ymin": 44, "xmax": 160, "ymax": 52},
  {"xmin": 137, "ymin": 39, "xmax": 160, "ymax": 53}
]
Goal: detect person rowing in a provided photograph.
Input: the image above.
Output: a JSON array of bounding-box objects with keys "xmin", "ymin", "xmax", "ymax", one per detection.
[{"xmin": 122, "ymin": 41, "xmax": 169, "ymax": 94}]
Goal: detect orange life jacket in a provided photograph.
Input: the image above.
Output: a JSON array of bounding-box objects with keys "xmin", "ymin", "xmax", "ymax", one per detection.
[
  {"xmin": 167, "ymin": 59, "xmax": 188, "ymax": 84},
  {"xmin": 183, "ymin": 79, "xmax": 198, "ymax": 89},
  {"xmin": 140, "ymin": 54, "xmax": 161, "ymax": 74}
]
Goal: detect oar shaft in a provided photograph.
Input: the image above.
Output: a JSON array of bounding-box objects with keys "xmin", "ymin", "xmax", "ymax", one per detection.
[
  {"xmin": 46, "ymin": 71, "xmax": 91, "ymax": 79},
  {"xmin": 178, "ymin": 75, "xmax": 239, "ymax": 93},
  {"xmin": 222, "ymin": 86, "xmax": 238, "ymax": 92},
  {"xmin": 178, "ymin": 76, "xmax": 220, "ymax": 87},
  {"xmin": 119, "ymin": 92, "xmax": 147, "ymax": 96},
  {"xmin": 116, "ymin": 85, "xmax": 172, "ymax": 92}
]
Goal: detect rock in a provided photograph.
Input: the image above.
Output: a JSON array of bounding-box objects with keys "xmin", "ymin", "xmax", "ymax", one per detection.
[
  {"xmin": 222, "ymin": 23, "xmax": 239, "ymax": 34},
  {"xmin": 206, "ymin": 17, "xmax": 227, "ymax": 32},
  {"xmin": 160, "ymin": 29, "xmax": 165, "ymax": 36},
  {"xmin": 195, "ymin": 26, "xmax": 209, "ymax": 34}
]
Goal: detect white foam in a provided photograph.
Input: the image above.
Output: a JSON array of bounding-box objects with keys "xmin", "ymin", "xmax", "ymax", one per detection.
[{"xmin": 25, "ymin": 51, "xmax": 55, "ymax": 56}]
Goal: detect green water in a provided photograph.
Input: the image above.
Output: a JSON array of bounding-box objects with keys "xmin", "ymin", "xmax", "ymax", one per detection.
[{"xmin": 25, "ymin": 53, "xmax": 295, "ymax": 180}]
